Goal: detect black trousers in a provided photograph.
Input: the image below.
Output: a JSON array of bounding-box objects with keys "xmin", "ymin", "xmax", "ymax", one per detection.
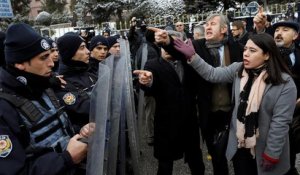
[
  {"xmin": 202, "ymin": 110, "xmax": 230, "ymax": 175},
  {"xmin": 157, "ymin": 148, "xmax": 205, "ymax": 175},
  {"xmin": 232, "ymin": 148, "xmax": 257, "ymax": 175},
  {"xmin": 285, "ymin": 133, "xmax": 299, "ymax": 175}
]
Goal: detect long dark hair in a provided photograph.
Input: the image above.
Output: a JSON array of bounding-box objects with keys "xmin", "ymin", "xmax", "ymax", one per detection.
[{"xmin": 238, "ymin": 33, "xmax": 291, "ymax": 85}]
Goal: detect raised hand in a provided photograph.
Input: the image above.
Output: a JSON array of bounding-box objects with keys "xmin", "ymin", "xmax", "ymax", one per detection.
[
  {"xmin": 147, "ymin": 27, "xmax": 170, "ymax": 45},
  {"xmin": 173, "ymin": 39, "xmax": 196, "ymax": 60},
  {"xmin": 253, "ymin": 6, "xmax": 267, "ymax": 32},
  {"xmin": 133, "ymin": 70, "xmax": 153, "ymax": 86}
]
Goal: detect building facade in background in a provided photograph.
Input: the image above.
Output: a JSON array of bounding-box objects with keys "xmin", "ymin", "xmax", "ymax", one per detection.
[{"xmin": 29, "ymin": 0, "xmax": 71, "ymax": 20}]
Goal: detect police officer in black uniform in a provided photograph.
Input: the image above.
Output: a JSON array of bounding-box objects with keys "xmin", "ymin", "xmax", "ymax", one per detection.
[
  {"xmin": 56, "ymin": 32, "xmax": 97, "ymax": 132},
  {"xmin": 88, "ymin": 35, "xmax": 109, "ymax": 76},
  {"xmin": 0, "ymin": 23, "xmax": 89, "ymax": 175}
]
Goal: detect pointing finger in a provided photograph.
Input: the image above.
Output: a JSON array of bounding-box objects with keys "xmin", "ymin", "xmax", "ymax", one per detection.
[
  {"xmin": 145, "ymin": 71, "xmax": 152, "ymax": 77},
  {"xmin": 258, "ymin": 6, "xmax": 264, "ymax": 14},
  {"xmin": 133, "ymin": 70, "xmax": 144, "ymax": 75},
  {"xmin": 133, "ymin": 70, "xmax": 151, "ymax": 77}
]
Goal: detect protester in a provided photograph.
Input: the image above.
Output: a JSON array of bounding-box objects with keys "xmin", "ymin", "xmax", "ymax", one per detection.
[
  {"xmin": 0, "ymin": 23, "xmax": 89, "ymax": 175},
  {"xmin": 191, "ymin": 13, "xmax": 243, "ymax": 175},
  {"xmin": 273, "ymin": 20, "xmax": 300, "ymax": 175},
  {"xmin": 252, "ymin": 6, "xmax": 274, "ymax": 35},
  {"xmin": 175, "ymin": 21, "xmax": 192, "ymax": 40},
  {"xmin": 56, "ymin": 32, "xmax": 97, "ymax": 132},
  {"xmin": 135, "ymin": 28, "xmax": 161, "ymax": 146},
  {"xmin": 173, "ymin": 33, "xmax": 296, "ymax": 175},
  {"xmin": 231, "ymin": 20, "xmax": 249, "ymax": 46},
  {"xmin": 133, "ymin": 32, "xmax": 205, "ymax": 175},
  {"xmin": 193, "ymin": 24, "xmax": 205, "ymax": 40}
]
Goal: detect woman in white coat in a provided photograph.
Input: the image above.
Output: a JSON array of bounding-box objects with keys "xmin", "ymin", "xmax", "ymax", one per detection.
[{"xmin": 172, "ymin": 33, "xmax": 297, "ymax": 175}]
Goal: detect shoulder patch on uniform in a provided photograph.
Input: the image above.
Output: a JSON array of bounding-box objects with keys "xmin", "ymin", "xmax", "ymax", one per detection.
[
  {"xmin": 63, "ymin": 92, "xmax": 76, "ymax": 105},
  {"xmin": 0, "ymin": 135, "xmax": 12, "ymax": 158}
]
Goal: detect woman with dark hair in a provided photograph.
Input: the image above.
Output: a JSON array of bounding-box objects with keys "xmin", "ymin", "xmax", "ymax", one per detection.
[{"xmin": 172, "ymin": 33, "xmax": 296, "ymax": 175}]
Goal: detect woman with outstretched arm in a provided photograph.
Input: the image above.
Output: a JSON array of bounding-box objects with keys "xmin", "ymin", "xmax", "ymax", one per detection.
[{"xmin": 149, "ymin": 27, "xmax": 296, "ymax": 175}]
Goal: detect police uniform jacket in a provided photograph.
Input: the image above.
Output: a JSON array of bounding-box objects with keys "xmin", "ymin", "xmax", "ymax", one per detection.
[
  {"xmin": 56, "ymin": 62, "xmax": 97, "ymax": 131},
  {"xmin": 0, "ymin": 68, "xmax": 74, "ymax": 175}
]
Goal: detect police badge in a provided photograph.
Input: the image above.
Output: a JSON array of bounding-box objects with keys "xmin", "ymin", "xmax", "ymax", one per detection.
[
  {"xmin": 0, "ymin": 135, "xmax": 12, "ymax": 158},
  {"xmin": 63, "ymin": 92, "xmax": 76, "ymax": 105}
]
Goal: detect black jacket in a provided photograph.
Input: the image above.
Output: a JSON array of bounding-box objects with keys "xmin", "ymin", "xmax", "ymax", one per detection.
[
  {"xmin": 290, "ymin": 46, "xmax": 300, "ymax": 98},
  {"xmin": 141, "ymin": 57, "xmax": 200, "ymax": 160},
  {"xmin": 0, "ymin": 68, "xmax": 74, "ymax": 175},
  {"xmin": 88, "ymin": 57, "xmax": 102, "ymax": 77},
  {"xmin": 192, "ymin": 38, "xmax": 243, "ymax": 132},
  {"xmin": 56, "ymin": 62, "xmax": 97, "ymax": 131}
]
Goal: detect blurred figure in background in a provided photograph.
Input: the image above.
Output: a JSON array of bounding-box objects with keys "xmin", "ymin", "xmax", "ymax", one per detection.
[
  {"xmin": 231, "ymin": 20, "xmax": 249, "ymax": 46},
  {"xmin": 193, "ymin": 24, "xmax": 205, "ymax": 40},
  {"xmin": 46, "ymin": 38, "xmax": 59, "ymax": 72}
]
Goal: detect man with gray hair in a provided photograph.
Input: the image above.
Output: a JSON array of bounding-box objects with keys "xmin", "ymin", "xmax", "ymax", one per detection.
[
  {"xmin": 191, "ymin": 13, "xmax": 243, "ymax": 175},
  {"xmin": 147, "ymin": 13, "xmax": 243, "ymax": 175}
]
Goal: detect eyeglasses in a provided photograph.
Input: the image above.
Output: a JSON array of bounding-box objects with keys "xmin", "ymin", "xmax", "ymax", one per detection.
[
  {"xmin": 231, "ymin": 28, "xmax": 238, "ymax": 31},
  {"xmin": 176, "ymin": 24, "xmax": 183, "ymax": 27}
]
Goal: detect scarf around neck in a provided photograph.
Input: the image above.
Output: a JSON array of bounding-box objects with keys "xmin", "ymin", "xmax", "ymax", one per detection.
[
  {"xmin": 278, "ymin": 43, "xmax": 295, "ymax": 69},
  {"xmin": 236, "ymin": 67, "xmax": 267, "ymax": 157},
  {"xmin": 206, "ymin": 37, "xmax": 228, "ymax": 67}
]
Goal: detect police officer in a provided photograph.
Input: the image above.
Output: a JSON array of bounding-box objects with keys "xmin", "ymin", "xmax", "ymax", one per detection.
[
  {"xmin": 0, "ymin": 23, "xmax": 88, "ymax": 175},
  {"xmin": 46, "ymin": 37, "xmax": 59, "ymax": 73},
  {"xmin": 107, "ymin": 35, "xmax": 120, "ymax": 57},
  {"xmin": 88, "ymin": 35, "xmax": 109, "ymax": 76},
  {"xmin": 56, "ymin": 32, "xmax": 97, "ymax": 131}
]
